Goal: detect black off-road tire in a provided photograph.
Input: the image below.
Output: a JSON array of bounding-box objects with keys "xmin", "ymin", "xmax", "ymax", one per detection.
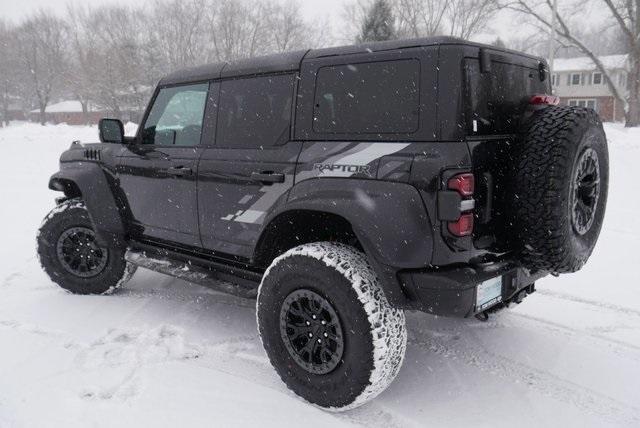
[
  {"xmin": 257, "ymin": 242, "xmax": 407, "ymax": 410},
  {"xmin": 37, "ymin": 198, "xmax": 136, "ymax": 294},
  {"xmin": 512, "ymin": 106, "xmax": 609, "ymax": 273}
]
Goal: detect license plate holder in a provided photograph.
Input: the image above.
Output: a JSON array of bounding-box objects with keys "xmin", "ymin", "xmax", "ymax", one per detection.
[{"xmin": 475, "ymin": 277, "xmax": 503, "ymax": 312}]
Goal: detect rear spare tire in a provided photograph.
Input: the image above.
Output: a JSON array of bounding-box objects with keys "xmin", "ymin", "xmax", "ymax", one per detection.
[{"xmin": 512, "ymin": 106, "xmax": 608, "ymax": 273}]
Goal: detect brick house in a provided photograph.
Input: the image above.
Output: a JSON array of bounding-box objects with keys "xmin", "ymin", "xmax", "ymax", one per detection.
[{"xmin": 551, "ymin": 54, "xmax": 628, "ymax": 122}]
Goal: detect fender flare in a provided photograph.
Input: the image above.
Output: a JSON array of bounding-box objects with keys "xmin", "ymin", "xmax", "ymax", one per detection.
[
  {"xmin": 257, "ymin": 178, "xmax": 434, "ymax": 306},
  {"xmin": 49, "ymin": 163, "xmax": 126, "ymax": 247}
]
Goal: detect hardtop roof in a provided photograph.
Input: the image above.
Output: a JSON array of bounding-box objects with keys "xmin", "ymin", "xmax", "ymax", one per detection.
[{"xmin": 159, "ymin": 36, "xmax": 544, "ymax": 86}]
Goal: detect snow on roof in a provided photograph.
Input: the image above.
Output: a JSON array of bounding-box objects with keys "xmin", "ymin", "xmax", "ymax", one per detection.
[
  {"xmin": 553, "ymin": 54, "xmax": 628, "ymax": 72},
  {"xmin": 29, "ymin": 100, "xmax": 100, "ymax": 114}
]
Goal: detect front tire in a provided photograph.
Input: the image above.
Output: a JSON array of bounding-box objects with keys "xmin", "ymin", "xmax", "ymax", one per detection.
[
  {"xmin": 37, "ymin": 199, "xmax": 136, "ymax": 294},
  {"xmin": 257, "ymin": 242, "xmax": 407, "ymax": 410}
]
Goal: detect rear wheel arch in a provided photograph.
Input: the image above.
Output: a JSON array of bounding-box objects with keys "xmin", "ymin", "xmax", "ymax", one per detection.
[
  {"xmin": 253, "ymin": 209, "xmax": 362, "ymax": 269},
  {"xmin": 254, "ymin": 206, "xmax": 413, "ymax": 308}
]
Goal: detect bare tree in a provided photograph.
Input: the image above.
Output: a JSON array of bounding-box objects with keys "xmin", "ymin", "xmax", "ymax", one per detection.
[
  {"xmin": 264, "ymin": 0, "xmax": 309, "ymax": 52},
  {"xmin": 16, "ymin": 11, "xmax": 67, "ymax": 125},
  {"xmin": 394, "ymin": 0, "xmax": 448, "ymax": 37},
  {"xmin": 208, "ymin": 0, "xmax": 267, "ymax": 62},
  {"xmin": 350, "ymin": 0, "xmax": 498, "ymax": 41},
  {"xmin": 145, "ymin": 0, "xmax": 209, "ymax": 71},
  {"xmin": 66, "ymin": 5, "xmax": 100, "ymax": 124},
  {"xmin": 447, "ymin": 0, "xmax": 499, "ymax": 39},
  {"xmin": 86, "ymin": 5, "xmax": 149, "ymax": 119},
  {"xmin": 506, "ymin": 0, "xmax": 640, "ymax": 127},
  {"xmin": 2, "ymin": 0, "xmax": 332, "ymax": 125},
  {"xmin": 0, "ymin": 20, "xmax": 19, "ymax": 127}
]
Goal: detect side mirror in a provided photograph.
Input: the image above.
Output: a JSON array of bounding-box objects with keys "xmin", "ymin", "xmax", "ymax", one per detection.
[{"xmin": 99, "ymin": 118, "xmax": 125, "ymax": 144}]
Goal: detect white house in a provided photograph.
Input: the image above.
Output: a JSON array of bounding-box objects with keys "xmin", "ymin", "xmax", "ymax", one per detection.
[{"xmin": 551, "ymin": 54, "xmax": 628, "ymax": 122}]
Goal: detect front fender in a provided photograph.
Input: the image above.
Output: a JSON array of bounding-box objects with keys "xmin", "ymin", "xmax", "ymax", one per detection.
[{"xmin": 49, "ymin": 163, "xmax": 126, "ymax": 247}]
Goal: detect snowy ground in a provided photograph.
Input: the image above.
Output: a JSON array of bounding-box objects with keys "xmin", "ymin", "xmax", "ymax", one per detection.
[{"xmin": 0, "ymin": 121, "xmax": 639, "ymax": 427}]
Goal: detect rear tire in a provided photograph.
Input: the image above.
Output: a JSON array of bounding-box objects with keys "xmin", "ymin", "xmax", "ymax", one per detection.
[
  {"xmin": 257, "ymin": 242, "xmax": 406, "ymax": 410},
  {"xmin": 37, "ymin": 199, "xmax": 136, "ymax": 294},
  {"xmin": 512, "ymin": 106, "xmax": 609, "ymax": 273}
]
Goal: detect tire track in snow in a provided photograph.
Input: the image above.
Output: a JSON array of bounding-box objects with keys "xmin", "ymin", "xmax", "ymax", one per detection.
[
  {"xmin": 536, "ymin": 288, "xmax": 640, "ymax": 318},
  {"xmin": 504, "ymin": 311, "xmax": 640, "ymax": 355},
  {"xmin": 406, "ymin": 322, "xmax": 640, "ymax": 427},
  {"xmin": 0, "ymin": 319, "xmax": 68, "ymax": 339}
]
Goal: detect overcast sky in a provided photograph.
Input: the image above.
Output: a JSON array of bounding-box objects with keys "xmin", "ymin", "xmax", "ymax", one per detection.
[{"xmin": 0, "ymin": 0, "xmax": 523, "ymax": 45}]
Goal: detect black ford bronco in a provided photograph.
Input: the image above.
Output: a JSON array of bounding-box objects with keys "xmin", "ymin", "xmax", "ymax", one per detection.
[{"xmin": 37, "ymin": 37, "xmax": 608, "ymax": 410}]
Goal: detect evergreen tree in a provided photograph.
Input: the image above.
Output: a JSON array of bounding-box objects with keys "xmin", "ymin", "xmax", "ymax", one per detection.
[
  {"xmin": 358, "ymin": 0, "xmax": 395, "ymax": 43},
  {"xmin": 493, "ymin": 38, "xmax": 506, "ymax": 48}
]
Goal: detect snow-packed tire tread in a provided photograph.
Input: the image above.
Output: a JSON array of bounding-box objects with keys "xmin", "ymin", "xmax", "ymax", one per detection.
[
  {"xmin": 37, "ymin": 198, "xmax": 136, "ymax": 295},
  {"xmin": 257, "ymin": 241, "xmax": 407, "ymax": 411}
]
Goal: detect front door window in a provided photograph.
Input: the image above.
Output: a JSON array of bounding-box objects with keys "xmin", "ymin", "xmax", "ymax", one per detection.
[{"xmin": 142, "ymin": 83, "xmax": 208, "ymax": 146}]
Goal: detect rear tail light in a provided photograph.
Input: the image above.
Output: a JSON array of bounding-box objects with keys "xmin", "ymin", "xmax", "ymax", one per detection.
[
  {"xmin": 446, "ymin": 172, "xmax": 475, "ymax": 237},
  {"xmin": 530, "ymin": 94, "xmax": 560, "ymax": 106},
  {"xmin": 448, "ymin": 173, "xmax": 475, "ymax": 197},
  {"xmin": 448, "ymin": 212, "xmax": 474, "ymax": 236}
]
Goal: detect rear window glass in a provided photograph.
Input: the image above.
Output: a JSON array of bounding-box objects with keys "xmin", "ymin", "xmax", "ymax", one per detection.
[
  {"xmin": 464, "ymin": 59, "xmax": 548, "ymax": 135},
  {"xmin": 313, "ymin": 59, "xmax": 420, "ymax": 134}
]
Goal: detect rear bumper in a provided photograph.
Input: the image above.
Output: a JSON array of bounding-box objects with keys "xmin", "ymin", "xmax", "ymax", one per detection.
[{"xmin": 399, "ymin": 260, "xmax": 547, "ymax": 317}]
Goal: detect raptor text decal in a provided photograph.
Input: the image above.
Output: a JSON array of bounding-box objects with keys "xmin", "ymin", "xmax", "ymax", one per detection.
[{"xmin": 313, "ymin": 163, "xmax": 373, "ymax": 175}]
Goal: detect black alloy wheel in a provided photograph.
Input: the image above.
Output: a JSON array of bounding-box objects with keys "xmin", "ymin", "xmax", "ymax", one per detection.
[
  {"xmin": 571, "ymin": 147, "xmax": 601, "ymax": 236},
  {"xmin": 279, "ymin": 288, "xmax": 344, "ymax": 375},
  {"xmin": 55, "ymin": 226, "xmax": 109, "ymax": 278}
]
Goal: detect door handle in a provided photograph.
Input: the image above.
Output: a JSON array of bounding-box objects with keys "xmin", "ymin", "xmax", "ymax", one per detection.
[
  {"xmin": 251, "ymin": 171, "xmax": 285, "ymax": 183},
  {"xmin": 166, "ymin": 166, "xmax": 193, "ymax": 176}
]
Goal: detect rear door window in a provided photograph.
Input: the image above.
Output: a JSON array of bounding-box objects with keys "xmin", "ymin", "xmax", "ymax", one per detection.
[
  {"xmin": 464, "ymin": 59, "xmax": 548, "ymax": 135},
  {"xmin": 313, "ymin": 59, "xmax": 420, "ymax": 134},
  {"xmin": 217, "ymin": 74, "xmax": 295, "ymax": 149}
]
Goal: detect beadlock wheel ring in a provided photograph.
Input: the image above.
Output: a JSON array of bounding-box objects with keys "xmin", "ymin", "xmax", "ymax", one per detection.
[
  {"xmin": 571, "ymin": 147, "xmax": 601, "ymax": 236},
  {"xmin": 279, "ymin": 289, "xmax": 344, "ymax": 375},
  {"xmin": 55, "ymin": 226, "xmax": 108, "ymax": 278}
]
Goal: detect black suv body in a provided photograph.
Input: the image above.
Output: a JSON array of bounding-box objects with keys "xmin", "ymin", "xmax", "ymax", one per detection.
[{"xmin": 39, "ymin": 36, "xmax": 608, "ymax": 409}]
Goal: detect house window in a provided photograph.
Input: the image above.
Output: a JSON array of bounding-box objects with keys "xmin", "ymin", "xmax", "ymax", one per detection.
[
  {"xmin": 551, "ymin": 73, "xmax": 560, "ymax": 86},
  {"xmin": 568, "ymin": 99, "xmax": 597, "ymax": 110},
  {"xmin": 618, "ymin": 73, "xmax": 627, "ymax": 88},
  {"xmin": 593, "ymin": 72, "xmax": 602, "ymax": 85},
  {"xmin": 569, "ymin": 73, "xmax": 581, "ymax": 85}
]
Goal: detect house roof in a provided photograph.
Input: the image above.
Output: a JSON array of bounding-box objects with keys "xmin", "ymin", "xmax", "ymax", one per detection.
[
  {"xmin": 553, "ymin": 54, "xmax": 628, "ymax": 72},
  {"xmin": 30, "ymin": 101, "xmax": 98, "ymax": 114}
]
